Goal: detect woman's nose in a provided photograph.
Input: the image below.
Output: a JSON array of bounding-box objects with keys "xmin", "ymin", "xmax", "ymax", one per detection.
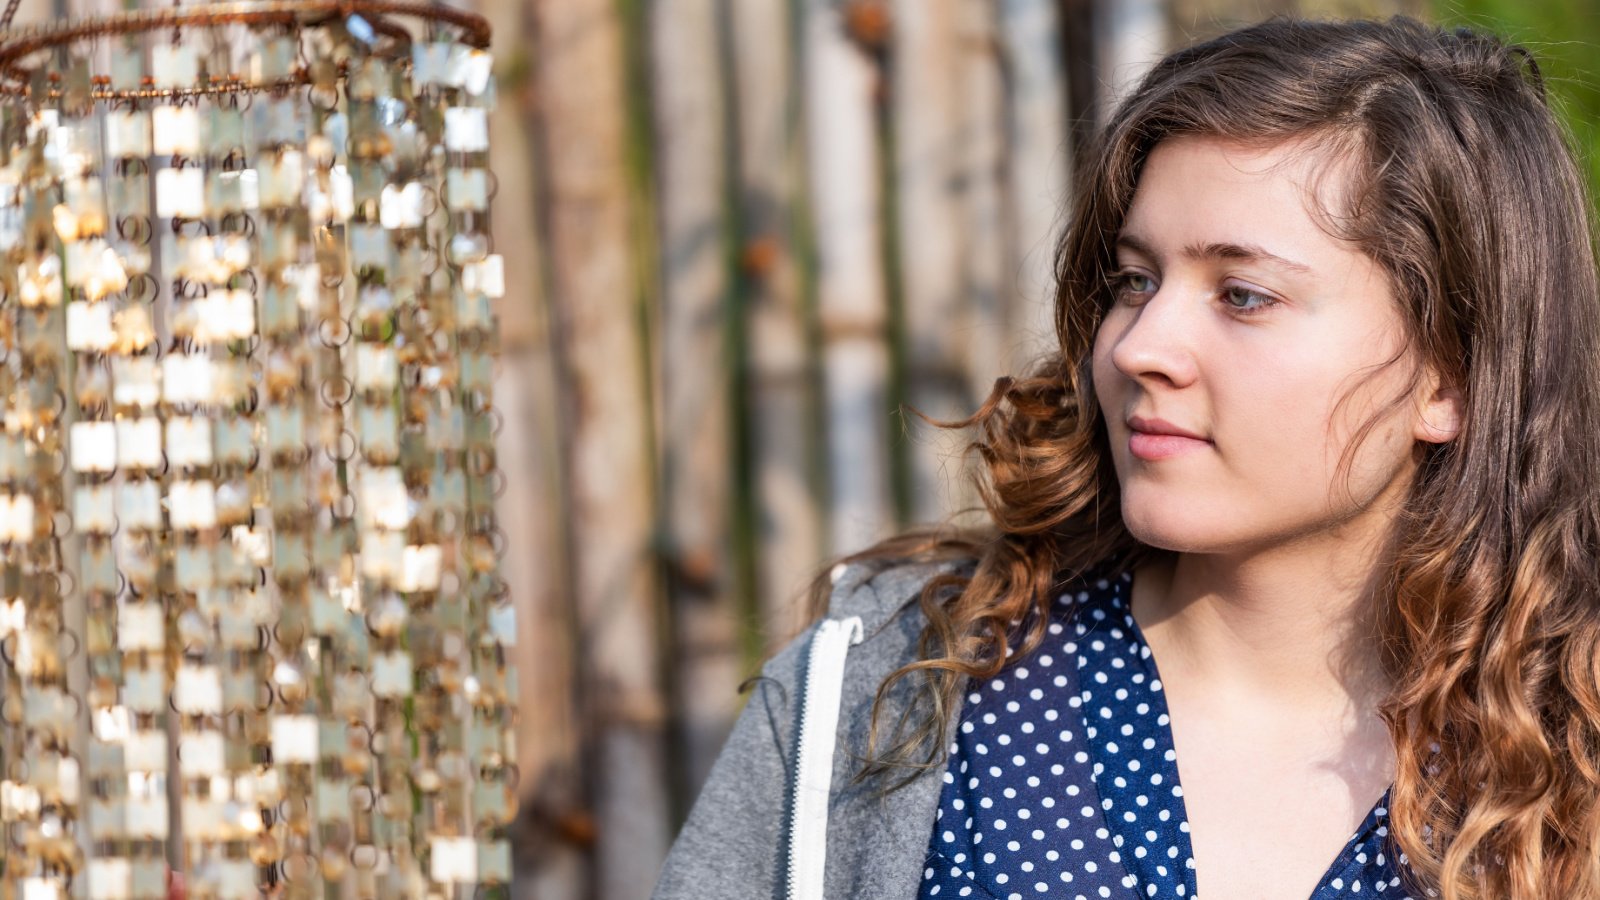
[{"xmin": 1106, "ymin": 286, "xmax": 1201, "ymax": 390}]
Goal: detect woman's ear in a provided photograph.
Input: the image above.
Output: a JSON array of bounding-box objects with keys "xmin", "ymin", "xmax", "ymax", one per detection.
[{"xmin": 1414, "ymin": 370, "xmax": 1463, "ymax": 444}]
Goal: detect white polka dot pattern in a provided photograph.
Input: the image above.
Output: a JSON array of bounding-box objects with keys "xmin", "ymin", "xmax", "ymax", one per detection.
[{"xmin": 916, "ymin": 563, "xmax": 1416, "ymax": 900}]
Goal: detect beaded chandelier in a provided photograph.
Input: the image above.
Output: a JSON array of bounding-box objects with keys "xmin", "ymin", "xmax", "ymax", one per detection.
[{"xmin": 0, "ymin": 2, "xmax": 517, "ymax": 896}]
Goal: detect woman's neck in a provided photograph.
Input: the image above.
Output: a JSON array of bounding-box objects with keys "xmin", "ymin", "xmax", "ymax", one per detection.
[{"xmin": 1130, "ymin": 528, "xmax": 1393, "ymax": 714}]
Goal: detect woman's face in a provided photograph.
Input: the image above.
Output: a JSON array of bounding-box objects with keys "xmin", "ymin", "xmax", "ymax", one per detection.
[{"xmin": 1091, "ymin": 134, "xmax": 1459, "ymax": 555}]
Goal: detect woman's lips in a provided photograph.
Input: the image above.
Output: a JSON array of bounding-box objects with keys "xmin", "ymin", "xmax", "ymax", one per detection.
[{"xmin": 1129, "ymin": 431, "xmax": 1212, "ymax": 461}]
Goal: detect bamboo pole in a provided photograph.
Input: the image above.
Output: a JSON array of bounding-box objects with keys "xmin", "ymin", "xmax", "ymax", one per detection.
[
  {"xmin": 890, "ymin": 0, "xmax": 981, "ymax": 528},
  {"xmin": 529, "ymin": 0, "xmax": 672, "ymax": 896},
  {"xmin": 1095, "ymin": 0, "xmax": 1168, "ymax": 121},
  {"xmin": 728, "ymin": 0, "xmax": 824, "ymax": 649},
  {"xmin": 647, "ymin": 0, "xmax": 743, "ymax": 804},
  {"xmin": 477, "ymin": 0, "xmax": 587, "ymax": 893},
  {"xmin": 999, "ymin": 0, "xmax": 1072, "ymax": 364},
  {"xmin": 1056, "ymin": 0, "xmax": 1100, "ymax": 164},
  {"xmin": 958, "ymin": 0, "xmax": 1015, "ymax": 419},
  {"xmin": 493, "ymin": 358, "xmax": 586, "ymax": 900},
  {"xmin": 802, "ymin": 0, "xmax": 896, "ymax": 556}
]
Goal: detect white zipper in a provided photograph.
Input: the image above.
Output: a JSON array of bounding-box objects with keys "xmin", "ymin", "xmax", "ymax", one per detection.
[{"xmin": 784, "ymin": 613, "xmax": 864, "ymax": 900}]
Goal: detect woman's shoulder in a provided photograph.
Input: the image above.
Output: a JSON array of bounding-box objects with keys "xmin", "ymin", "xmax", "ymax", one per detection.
[{"xmin": 824, "ymin": 553, "xmax": 980, "ymax": 629}]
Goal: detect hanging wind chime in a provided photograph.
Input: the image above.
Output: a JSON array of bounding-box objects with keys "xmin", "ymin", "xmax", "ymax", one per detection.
[{"xmin": 0, "ymin": 0, "xmax": 517, "ymax": 896}]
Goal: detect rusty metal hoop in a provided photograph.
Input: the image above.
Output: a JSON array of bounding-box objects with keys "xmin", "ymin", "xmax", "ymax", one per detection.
[{"xmin": 0, "ymin": 0, "xmax": 490, "ymax": 99}]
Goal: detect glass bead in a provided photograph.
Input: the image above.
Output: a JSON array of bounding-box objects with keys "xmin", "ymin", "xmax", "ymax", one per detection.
[
  {"xmin": 399, "ymin": 545, "xmax": 442, "ymax": 593},
  {"xmin": 0, "ymin": 499, "xmax": 22, "ymax": 545},
  {"xmin": 117, "ymin": 603, "xmax": 164, "ymax": 652},
  {"xmin": 195, "ymin": 288, "xmax": 254, "ymax": 343},
  {"xmin": 206, "ymin": 170, "xmax": 247, "ymax": 215},
  {"xmin": 151, "ymin": 44, "xmax": 198, "ymax": 88},
  {"xmin": 126, "ymin": 798, "xmax": 168, "ymax": 838},
  {"xmin": 457, "ymin": 288, "xmax": 493, "ymax": 331},
  {"xmin": 255, "ymin": 95, "xmax": 304, "ymax": 148},
  {"xmin": 115, "ymin": 418, "xmax": 162, "ymax": 471},
  {"xmin": 379, "ymin": 181, "xmax": 425, "ymax": 229},
  {"xmin": 116, "ymin": 480, "xmax": 160, "ymax": 528},
  {"xmin": 108, "ymin": 169, "xmax": 150, "ymax": 220},
  {"xmin": 358, "ymin": 404, "xmax": 398, "ymax": 462},
  {"xmin": 357, "ymin": 467, "xmax": 409, "ymax": 530},
  {"xmin": 429, "ymin": 836, "xmax": 477, "ymax": 883},
  {"xmin": 110, "ymin": 40, "xmax": 143, "ymax": 91},
  {"xmin": 272, "ymin": 531, "xmax": 311, "ymax": 583},
  {"xmin": 306, "ymin": 167, "xmax": 352, "ymax": 223},
  {"xmin": 125, "ymin": 730, "xmax": 167, "ymax": 771},
  {"xmin": 166, "ymin": 416, "xmax": 213, "ymax": 468},
  {"xmin": 489, "ymin": 602, "xmax": 517, "ymax": 647},
  {"xmin": 411, "ymin": 42, "xmax": 451, "ymax": 89},
  {"xmin": 105, "ymin": 111, "xmax": 150, "ymax": 160},
  {"xmin": 81, "ymin": 538, "xmax": 117, "ymax": 593},
  {"xmin": 443, "ymin": 107, "xmax": 489, "ymax": 153},
  {"xmin": 453, "ymin": 48, "xmax": 494, "ymax": 97},
  {"xmin": 170, "ymin": 480, "xmax": 217, "ymax": 530},
  {"xmin": 260, "ymin": 283, "xmax": 300, "ymax": 339},
  {"xmin": 258, "ymin": 220, "xmax": 298, "ymax": 271},
  {"xmin": 162, "ymin": 353, "xmax": 213, "ymax": 405},
  {"xmin": 464, "ymin": 253, "xmax": 505, "ymax": 297},
  {"xmin": 214, "ymin": 417, "xmax": 254, "ymax": 466},
  {"xmin": 479, "ymin": 840, "xmax": 512, "ymax": 883},
  {"xmin": 64, "ymin": 176, "xmax": 108, "ymax": 236},
  {"xmin": 112, "ymin": 358, "xmax": 159, "ymax": 410},
  {"xmin": 370, "ymin": 650, "xmax": 412, "ymax": 698},
  {"xmin": 251, "ymin": 37, "xmax": 296, "ymax": 82},
  {"xmin": 266, "ymin": 406, "xmax": 305, "ymax": 456},
  {"xmin": 70, "ymin": 421, "xmax": 116, "ymax": 473},
  {"xmin": 356, "ymin": 344, "xmax": 397, "ymax": 392},
  {"xmin": 259, "ymin": 149, "xmax": 303, "ymax": 209},
  {"xmin": 74, "ymin": 484, "xmax": 114, "ymax": 534},
  {"xmin": 151, "ymin": 106, "xmax": 201, "ymax": 157},
  {"xmin": 446, "ymin": 168, "xmax": 487, "ymax": 212},
  {"xmin": 88, "ymin": 858, "xmax": 131, "ymax": 898},
  {"xmin": 174, "ymin": 664, "xmax": 222, "ymax": 715},
  {"xmin": 359, "ymin": 530, "xmax": 405, "ymax": 584},
  {"xmin": 349, "ymin": 224, "xmax": 390, "ymax": 272},
  {"xmin": 122, "ymin": 668, "xmax": 164, "ymax": 714},
  {"xmin": 271, "ymin": 715, "xmax": 317, "ymax": 764},
  {"xmin": 154, "ymin": 167, "xmax": 204, "ymax": 219},
  {"xmin": 178, "ymin": 731, "xmax": 224, "ymax": 777},
  {"xmin": 205, "ymin": 107, "xmax": 244, "ymax": 156},
  {"xmin": 66, "ymin": 301, "xmax": 114, "ymax": 352},
  {"xmin": 174, "ymin": 544, "xmax": 216, "ymax": 590}
]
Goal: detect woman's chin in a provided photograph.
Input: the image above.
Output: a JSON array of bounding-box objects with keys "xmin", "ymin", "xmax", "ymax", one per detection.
[{"xmin": 1119, "ymin": 500, "xmax": 1238, "ymax": 555}]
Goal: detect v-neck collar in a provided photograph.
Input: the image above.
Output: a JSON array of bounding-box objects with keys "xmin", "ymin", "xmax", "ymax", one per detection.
[{"xmin": 1069, "ymin": 565, "xmax": 1396, "ymax": 899}]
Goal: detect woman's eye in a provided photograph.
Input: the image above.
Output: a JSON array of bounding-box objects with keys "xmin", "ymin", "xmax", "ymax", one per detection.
[
  {"xmin": 1110, "ymin": 271, "xmax": 1157, "ymax": 300},
  {"xmin": 1221, "ymin": 284, "xmax": 1280, "ymax": 315}
]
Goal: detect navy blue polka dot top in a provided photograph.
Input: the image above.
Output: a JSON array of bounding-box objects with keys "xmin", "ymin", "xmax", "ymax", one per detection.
[{"xmin": 917, "ymin": 561, "xmax": 1415, "ymax": 900}]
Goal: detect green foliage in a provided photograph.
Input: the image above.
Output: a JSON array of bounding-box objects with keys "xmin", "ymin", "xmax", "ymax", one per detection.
[{"xmin": 1431, "ymin": 0, "xmax": 1600, "ymax": 204}]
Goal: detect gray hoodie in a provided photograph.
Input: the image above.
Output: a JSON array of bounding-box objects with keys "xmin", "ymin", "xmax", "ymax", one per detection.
[{"xmin": 651, "ymin": 556, "xmax": 978, "ymax": 900}]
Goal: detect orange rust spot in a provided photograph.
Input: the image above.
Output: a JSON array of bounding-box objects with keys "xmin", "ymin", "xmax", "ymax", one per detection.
[
  {"xmin": 843, "ymin": 0, "xmax": 891, "ymax": 52},
  {"xmin": 556, "ymin": 810, "xmax": 598, "ymax": 847},
  {"xmin": 740, "ymin": 235, "xmax": 781, "ymax": 278}
]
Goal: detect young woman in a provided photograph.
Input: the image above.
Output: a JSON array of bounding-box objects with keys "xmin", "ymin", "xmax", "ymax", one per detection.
[{"xmin": 653, "ymin": 15, "xmax": 1600, "ymax": 900}]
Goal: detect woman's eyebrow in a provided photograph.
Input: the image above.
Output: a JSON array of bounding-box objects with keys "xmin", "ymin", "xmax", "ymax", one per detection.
[{"xmin": 1115, "ymin": 232, "xmax": 1313, "ymax": 275}]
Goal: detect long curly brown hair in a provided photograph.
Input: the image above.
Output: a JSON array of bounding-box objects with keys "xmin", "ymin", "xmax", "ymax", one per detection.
[{"xmin": 802, "ymin": 15, "xmax": 1600, "ymax": 899}]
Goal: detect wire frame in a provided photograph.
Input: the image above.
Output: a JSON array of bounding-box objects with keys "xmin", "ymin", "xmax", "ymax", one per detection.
[{"xmin": 0, "ymin": 2, "xmax": 516, "ymax": 898}]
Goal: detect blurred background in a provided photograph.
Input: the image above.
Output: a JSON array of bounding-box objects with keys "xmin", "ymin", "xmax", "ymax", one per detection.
[{"xmin": 455, "ymin": 0, "xmax": 1600, "ymax": 896}]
